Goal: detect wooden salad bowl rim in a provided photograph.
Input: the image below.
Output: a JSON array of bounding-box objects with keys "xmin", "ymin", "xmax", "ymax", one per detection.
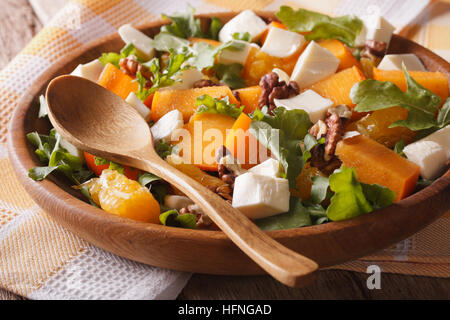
[{"xmin": 7, "ymin": 11, "xmax": 450, "ymax": 275}]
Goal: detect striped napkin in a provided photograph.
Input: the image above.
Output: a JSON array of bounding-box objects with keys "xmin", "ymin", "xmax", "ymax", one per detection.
[{"xmin": 0, "ymin": 0, "xmax": 448, "ymax": 300}]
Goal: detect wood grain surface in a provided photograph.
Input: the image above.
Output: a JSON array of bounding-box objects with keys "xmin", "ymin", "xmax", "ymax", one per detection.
[{"xmin": 0, "ymin": 0, "xmax": 448, "ymax": 300}]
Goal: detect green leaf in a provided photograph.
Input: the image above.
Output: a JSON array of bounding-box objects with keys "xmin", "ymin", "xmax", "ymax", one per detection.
[
  {"xmin": 437, "ymin": 98, "xmax": 450, "ymax": 128},
  {"xmin": 326, "ymin": 166, "xmax": 373, "ymax": 221},
  {"xmin": 28, "ymin": 166, "xmax": 58, "ymax": 181},
  {"xmin": 195, "ymin": 94, "xmax": 244, "ymax": 119},
  {"xmin": 161, "ymin": 6, "xmax": 203, "ymax": 39},
  {"xmin": 138, "ymin": 172, "xmax": 161, "ymax": 187},
  {"xmin": 159, "ymin": 209, "xmax": 197, "ymax": 229},
  {"xmin": 393, "ymin": 140, "xmax": 406, "ymax": 157},
  {"xmin": 232, "ymin": 32, "xmax": 251, "ymax": 42},
  {"xmin": 98, "ymin": 52, "xmax": 122, "ymax": 68},
  {"xmin": 213, "ymin": 63, "xmax": 246, "ymax": 89},
  {"xmin": 351, "ymin": 65, "xmax": 441, "ymax": 131},
  {"xmin": 361, "ymin": 183, "xmax": 396, "ymax": 210},
  {"xmin": 108, "ymin": 161, "xmax": 124, "ymax": 175},
  {"xmin": 276, "ymin": 6, "xmax": 363, "ymax": 47},
  {"xmin": 256, "ymin": 197, "xmax": 312, "ymax": 230},
  {"xmin": 151, "ymin": 33, "xmax": 190, "ymax": 52},
  {"xmin": 310, "ymin": 176, "xmax": 330, "ymax": 204},
  {"xmin": 94, "ymin": 156, "xmax": 109, "ymax": 166},
  {"xmin": 155, "ymin": 140, "xmax": 173, "ymax": 159},
  {"xmin": 208, "ymin": 17, "xmax": 222, "ymax": 40}
]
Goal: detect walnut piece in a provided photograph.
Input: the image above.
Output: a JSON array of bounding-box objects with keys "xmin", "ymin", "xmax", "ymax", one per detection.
[{"xmin": 258, "ymin": 72, "xmax": 299, "ymax": 115}]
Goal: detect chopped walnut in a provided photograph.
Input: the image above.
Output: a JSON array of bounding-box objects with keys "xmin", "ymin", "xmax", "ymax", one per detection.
[
  {"xmin": 258, "ymin": 72, "xmax": 299, "ymax": 115},
  {"xmin": 309, "ymin": 106, "xmax": 351, "ymax": 174},
  {"xmin": 179, "ymin": 204, "xmax": 213, "ymax": 228},
  {"xmin": 119, "ymin": 55, "xmax": 152, "ymax": 80},
  {"xmin": 364, "ymin": 40, "xmax": 387, "ymax": 58}
]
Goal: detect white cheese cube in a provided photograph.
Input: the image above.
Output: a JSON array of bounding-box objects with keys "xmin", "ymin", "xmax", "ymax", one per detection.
[
  {"xmin": 261, "ymin": 27, "xmax": 306, "ymax": 58},
  {"xmin": 232, "ymin": 172, "xmax": 290, "ymax": 219},
  {"xmin": 272, "ymin": 68, "xmax": 290, "ymax": 83},
  {"xmin": 355, "ymin": 14, "xmax": 396, "ymax": 47},
  {"xmin": 59, "ymin": 136, "xmax": 84, "ymax": 162},
  {"xmin": 403, "ymin": 141, "xmax": 447, "ymax": 180},
  {"xmin": 118, "ymin": 24, "xmax": 155, "ymax": 61},
  {"xmin": 70, "ymin": 59, "xmax": 104, "ymax": 82},
  {"xmin": 125, "ymin": 92, "xmax": 151, "ymax": 121},
  {"xmin": 217, "ymin": 41, "xmax": 258, "ymax": 65},
  {"xmin": 219, "ymin": 10, "xmax": 267, "ymax": 43},
  {"xmin": 403, "ymin": 126, "xmax": 450, "ymax": 179},
  {"xmin": 290, "ymin": 41, "xmax": 339, "ymax": 88},
  {"xmin": 150, "ymin": 109, "xmax": 184, "ymax": 142},
  {"xmin": 248, "ymin": 158, "xmax": 281, "ymax": 178},
  {"xmin": 274, "ymin": 89, "xmax": 334, "ymax": 123},
  {"xmin": 164, "ymin": 68, "xmax": 204, "ymax": 90},
  {"xmin": 378, "ymin": 54, "xmax": 426, "ymax": 71}
]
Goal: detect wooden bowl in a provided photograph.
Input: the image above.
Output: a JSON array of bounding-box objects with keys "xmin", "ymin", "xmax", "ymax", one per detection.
[{"xmin": 7, "ymin": 12, "xmax": 450, "ymax": 275}]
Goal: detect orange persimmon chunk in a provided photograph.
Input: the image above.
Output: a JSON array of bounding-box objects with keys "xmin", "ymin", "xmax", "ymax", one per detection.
[
  {"xmin": 307, "ymin": 66, "xmax": 366, "ymax": 108},
  {"xmin": 188, "ymin": 37, "xmax": 222, "ymax": 47},
  {"xmin": 318, "ymin": 39, "xmax": 361, "ymax": 71},
  {"xmin": 373, "ymin": 68, "xmax": 449, "ymax": 104},
  {"xmin": 225, "ymin": 113, "xmax": 269, "ymax": 169},
  {"xmin": 97, "ymin": 63, "xmax": 138, "ymax": 100},
  {"xmin": 178, "ymin": 113, "xmax": 236, "ymax": 171},
  {"xmin": 232, "ymin": 86, "xmax": 262, "ymax": 114},
  {"xmin": 335, "ymin": 134, "xmax": 420, "ymax": 202},
  {"xmin": 151, "ymin": 86, "xmax": 240, "ymax": 123}
]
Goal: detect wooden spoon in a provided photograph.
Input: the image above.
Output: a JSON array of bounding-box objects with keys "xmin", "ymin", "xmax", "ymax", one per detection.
[{"xmin": 45, "ymin": 75, "xmax": 318, "ymax": 287}]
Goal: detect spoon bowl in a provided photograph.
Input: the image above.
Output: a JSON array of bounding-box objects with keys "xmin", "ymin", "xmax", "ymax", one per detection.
[{"xmin": 45, "ymin": 75, "xmax": 319, "ymax": 288}]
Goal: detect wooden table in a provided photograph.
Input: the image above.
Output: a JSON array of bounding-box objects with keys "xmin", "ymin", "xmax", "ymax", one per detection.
[{"xmin": 0, "ymin": 0, "xmax": 449, "ymax": 300}]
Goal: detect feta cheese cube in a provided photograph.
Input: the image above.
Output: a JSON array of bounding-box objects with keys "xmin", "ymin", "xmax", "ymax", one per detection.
[
  {"xmin": 125, "ymin": 92, "xmax": 151, "ymax": 121},
  {"xmin": 217, "ymin": 41, "xmax": 258, "ymax": 65},
  {"xmin": 377, "ymin": 54, "xmax": 426, "ymax": 71},
  {"xmin": 248, "ymin": 158, "xmax": 281, "ymax": 178},
  {"xmin": 164, "ymin": 68, "xmax": 204, "ymax": 90},
  {"xmin": 70, "ymin": 59, "xmax": 104, "ymax": 82},
  {"xmin": 118, "ymin": 24, "xmax": 155, "ymax": 61},
  {"xmin": 355, "ymin": 14, "xmax": 396, "ymax": 47},
  {"xmin": 274, "ymin": 89, "xmax": 334, "ymax": 123},
  {"xmin": 150, "ymin": 109, "xmax": 184, "ymax": 142},
  {"xmin": 261, "ymin": 27, "xmax": 306, "ymax": 58},
  {"xmin": 403, "ymin": 126, "xmax": 450, "ymax": 179},
  {"xmin": 290, "ymin": 41, "xmax": 340, "ymax": 88},
  {"xmin": 232, "ymin": 172, "xmax": 290, "ymax": 219},
  {"xmin": 272, "ymin": 68, "xmax": 290, "ymax": 83},
  {"xmin": 219, "ymin": 10, "xmax": 267, "ymax": 43}
]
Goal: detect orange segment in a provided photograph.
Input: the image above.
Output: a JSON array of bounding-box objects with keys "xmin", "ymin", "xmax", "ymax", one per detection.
[{"xmin": 85, "ymin": 169, "xmax": 160, "ymax": 223}]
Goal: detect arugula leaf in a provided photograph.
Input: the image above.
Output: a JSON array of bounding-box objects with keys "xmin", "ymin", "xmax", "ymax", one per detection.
[
  {"xmin": 138, "ymin": 172, "xmax": 161, "ymax": 187},
  {"xmin": 256, "ymin": 197, "xmax": 312, "ymax": 230},
  {"xmin": 151, "ymin": 33, "xmax": 190, "ymax": 52},
  {"xmin": 161, "ymin": 7, "xmax": 203, "ymax": 39},
  {"xmin": 276, "ymin": 6, "xmax": 363, "ymax": 47},
  {"xmin": 302, "ymin": 133, "xmax": 325, "ymax": 162},
  {"xmin": 159, "ymin": 209, "xmax": 197, "ymax": 229},
  {"xmin": 326, "ymin": 166, "xmax": 373, "ymax": 221},
  {"xmin": 393, "ymin": 140, "xmax": 406, "ymax": 157},
  {"xmin": 155, "ymin": 140, "xmax": 173, "ymax": 159},
  {"xmin": 250, "ymin": 107, "xmax": 312, "ymax": 188},
  {"xmin": 27, "ymin": 130, "xmax": 93, "ymax": 184},
  {"xmin": 309, "ymin": 176, "xmax": 330, "ymax": 204},
  {"xmin": 351, "ymin": 65, "xmax": 441, "ymax": 131},
  {"xmin": 99, "ymin": 43, "xmax": 143, "ymax": 67},
  {"xmin": 195, "ymin": 95, "xmax": 244, "ymax": 119},
  {"xmin": 207, "ymin": 17, "xmax": 222, "ymax": 40},
  {"xmin": 136, "ymin": 50, "xmax": 190, "ymax": 101},
  {"xmin": 326, "ymin": 167, "xmax": 395, "ymax": 221},
  {"xmin": 437, "ymin": 98, "xmax": 450, "ymax": 128},
  {"xmin": 232, "ymin": 32, "xmax": 251, "ymax": 42},
  {"xmin": 214, "ymin": 63, "xmax": 246, "ymax": 89}
]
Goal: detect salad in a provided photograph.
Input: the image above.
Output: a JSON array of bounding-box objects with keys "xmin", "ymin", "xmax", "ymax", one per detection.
[{"xmin": 28, "ymin": 6, "xmax": 450, "ymax": 231}]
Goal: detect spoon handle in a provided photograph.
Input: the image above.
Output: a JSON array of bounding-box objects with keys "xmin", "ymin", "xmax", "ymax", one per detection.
[{"xmin": 138, "ymin": 156, "xmax": 318, "ymax": 287}]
